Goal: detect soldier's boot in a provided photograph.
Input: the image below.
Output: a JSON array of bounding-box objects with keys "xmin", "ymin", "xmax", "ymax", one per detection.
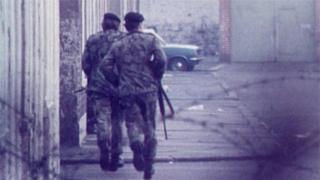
[
  {"xmin": 130, "ymin": 141, "xmax": 145, "ymax": 171},
  {"xmin": 117, "ymin": 155, "xmax": 125, "ymax": 167},
  {"xmin": 143, "ymin": 139, "xmax": 157, "ymax": 179},
  {"xmin": 109, "ymin": 153, "xmax": 124, "ymax": 171},
  {"xmin": 98, "ymin": 142, "xmax": 109, "ymax": 171},
  {"xmin": 143, "ymin": 161, "xmax": 155, "ymax": 180}
]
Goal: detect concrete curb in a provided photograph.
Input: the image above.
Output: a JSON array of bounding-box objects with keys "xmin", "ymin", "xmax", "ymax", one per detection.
[{"xmin": 61, "ymin": 154, "xmax": 275, "ymax": 165}]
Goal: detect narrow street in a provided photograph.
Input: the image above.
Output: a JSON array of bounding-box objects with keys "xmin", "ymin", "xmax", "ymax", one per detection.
[
  {"xmin": 60, "ymin": 57, "xmax": 320, "ymax": 180},
  {"xmin": 2, "ymin": 1, "xmax": 320, "ymax": 180},
  {"xmin": 62, "ymin": 161, "xmax": 256, "ymax": 180}
]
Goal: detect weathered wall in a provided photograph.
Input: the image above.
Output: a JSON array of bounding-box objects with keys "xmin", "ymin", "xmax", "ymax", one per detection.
[
  {"xmin": 219, "ymin": 0, "xmax": 231, "ymax": 62},
  {"xmin": 316, "ymin": 0, "xmax": 320, "ymax": 62},
  {"xmin": 0, "ymin": 0, "xmax": 60, "ymax": 179},
  {"xmin": 232, "ymin": 0, "xmax": 315, "ymax": 62},
  {"xmin": 107, "ymin": 0, "xmax": 139, "ymax": 21},
  {"xmin": 220, "ymin": 0, "xmax": 319, "ymax": 62},
  {"xmin": 60, "ymin": 0, "xmax": 87, "ymax": 147},
  {"xmin": 140, "ymin": 0, "xmax": 219, "ymax": 55}
]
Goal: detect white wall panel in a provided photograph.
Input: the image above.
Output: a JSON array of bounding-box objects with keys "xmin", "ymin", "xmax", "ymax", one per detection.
[{"xmin": 0, "ymin": 0, "xmax": 60, "ymax": 179}]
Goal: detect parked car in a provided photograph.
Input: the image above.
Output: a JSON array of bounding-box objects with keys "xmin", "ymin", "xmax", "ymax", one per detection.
[{"xmin": 143, "ymin": 29, "xmax": 204, "ymax": 71}]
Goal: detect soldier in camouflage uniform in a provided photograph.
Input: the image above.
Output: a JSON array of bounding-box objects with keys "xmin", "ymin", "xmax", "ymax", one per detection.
[
  {"xmin": 100, "ymin": 12, "xmax": 166, "ymax": 179},
  {"xmin": 81, "ymin": 13, "xmax": 125, "ymax": 171}
]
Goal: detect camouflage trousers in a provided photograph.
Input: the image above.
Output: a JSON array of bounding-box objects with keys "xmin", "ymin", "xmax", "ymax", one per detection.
[
  {"xmin": 93, "ymin": 95, "xmax": 124, "ymax": 155},
  {"xmin": 120, "ymin": 92, "xmax": 158, "ymax": 162},
  {"xmin": 86, "ymin": 94, "xmax": 97, "ymax": 134}
]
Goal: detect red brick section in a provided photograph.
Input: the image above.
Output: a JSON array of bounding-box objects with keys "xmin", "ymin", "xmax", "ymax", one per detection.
[
  {"xmin": 316, "ymin": 0, "xmax": 320, "ymax": 62},
  {"xmin": 219, "ymin": 0, "xmax": 231, "ymax": 62}
]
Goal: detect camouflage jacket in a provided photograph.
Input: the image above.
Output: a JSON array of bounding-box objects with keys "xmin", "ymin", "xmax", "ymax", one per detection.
[
  {"xmin": 81, "ymin": 29, "xmax": 124, "ymax": 97},
  {"xmin": 100, "ymin": 31, "xmax": 167, "ymax": 97}
]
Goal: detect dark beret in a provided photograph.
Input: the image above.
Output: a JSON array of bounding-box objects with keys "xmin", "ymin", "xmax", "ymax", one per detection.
[
  {"xmin": 103, "ymin": 13, "xmax": 120, "ymax": 22},
  {"xmin": 124, "ymin": 12, "xmax": 144, "ymax": 23}
]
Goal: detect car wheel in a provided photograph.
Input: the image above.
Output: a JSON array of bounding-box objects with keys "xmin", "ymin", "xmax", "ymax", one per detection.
[{"xmin": 169, "ymin": 58, "xmax": 188, "ymax": 71}]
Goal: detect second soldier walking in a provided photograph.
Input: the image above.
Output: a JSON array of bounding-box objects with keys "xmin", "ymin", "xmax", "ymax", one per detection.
[{"xmin": 101, "ymin": 12, "xmax": 167, "ymax": 179}]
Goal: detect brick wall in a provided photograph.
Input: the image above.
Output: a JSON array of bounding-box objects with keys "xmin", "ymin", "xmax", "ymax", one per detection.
[{"xmin": 140, "ymin": 0, "xmax": 219, "ymax": 55}]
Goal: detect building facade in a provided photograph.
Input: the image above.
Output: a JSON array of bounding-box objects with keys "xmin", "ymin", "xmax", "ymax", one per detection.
[
  {"xmin": 220, "ymin": 0, "xmax": 320, "ymax": 62},
  {"xmin": 0, "ymin": 0, "xmax": 60, "ymax": 179}
]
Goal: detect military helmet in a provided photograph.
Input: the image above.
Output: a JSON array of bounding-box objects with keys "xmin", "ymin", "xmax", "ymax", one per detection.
[
  {"xmin": 124, "ymin": 12, "xmax": 144, "ymax": 23},
  {"xmin": 103, "ymin": 13, "xmax": 121, "ymax": 22}
]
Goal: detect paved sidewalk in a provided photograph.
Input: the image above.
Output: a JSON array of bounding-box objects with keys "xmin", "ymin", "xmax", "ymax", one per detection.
[
  {"xmin": 61, "ymin": 59, "xmax": 320, "ymax": 180},
  {"xmin": 61, "ymin": 60, "xmax": 275, "ymax": 165}
]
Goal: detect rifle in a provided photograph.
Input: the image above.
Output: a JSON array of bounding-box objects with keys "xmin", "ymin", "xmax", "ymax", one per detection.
[
  {"xmin": 147, "ymin": 50, "xmax": 174, "ymax": 139},
  {"xmin": 158, "ymin": 81, "xmax": 175, "ymax": 140}
]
